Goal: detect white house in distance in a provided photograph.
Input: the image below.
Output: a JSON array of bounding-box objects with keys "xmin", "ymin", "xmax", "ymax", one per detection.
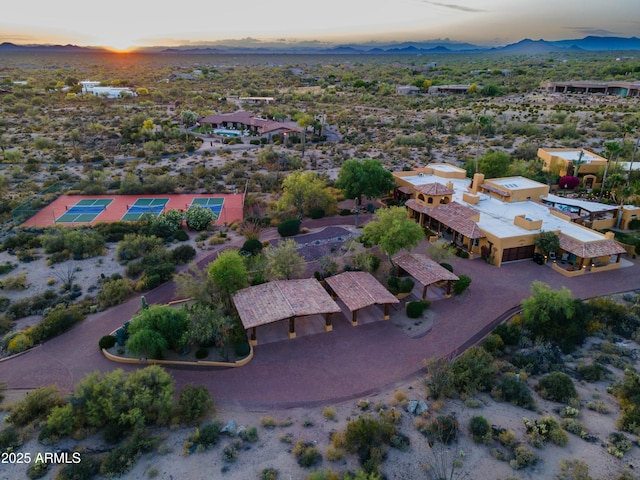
[{"xmin": 79, "ymin": 81, "xmax": 137, "ymax": 98}]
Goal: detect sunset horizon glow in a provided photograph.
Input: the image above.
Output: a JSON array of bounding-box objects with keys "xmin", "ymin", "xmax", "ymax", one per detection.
[{"xmin": 3, "ymin": 0, "xmax": 639, "ymax": 52}]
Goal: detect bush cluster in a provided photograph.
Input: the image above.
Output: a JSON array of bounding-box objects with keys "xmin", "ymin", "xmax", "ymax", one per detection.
[
  {"xmin": 537, "ymin": 372, "xmax": 577, "ymax": 403},
  {"xmin": 292, "ymin": 440, "xmax": 322, "ymax": 468},
  {"xmin": 387, "ymin": 276, "xmax": 415, "ymax": 295},
  {"xmin": 277, "ymin": 218, "xmax": 301, "ymax": 237}
]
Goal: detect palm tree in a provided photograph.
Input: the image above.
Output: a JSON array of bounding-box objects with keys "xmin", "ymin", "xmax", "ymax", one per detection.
[{"xmin": 599, "ymin": 141, "xmax": 622, "ymax": 201}]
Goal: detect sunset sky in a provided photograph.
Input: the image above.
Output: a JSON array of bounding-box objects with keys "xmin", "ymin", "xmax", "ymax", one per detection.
[{"xmin": 2, "ymin": 0, "xmax": 639, "ymax": 51}]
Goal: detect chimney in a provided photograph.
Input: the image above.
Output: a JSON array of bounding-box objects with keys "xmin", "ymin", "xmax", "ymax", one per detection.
[{"xmin": 471, "ymin": 173, "xmax": 485, "ymax": 195}]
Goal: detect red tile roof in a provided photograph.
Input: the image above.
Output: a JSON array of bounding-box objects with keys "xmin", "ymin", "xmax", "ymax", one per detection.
[
  {"xmin": 415, "ymin": 183, "xmax": 454, "ymax": 196},
  {"xmin": 325, "ymin": 271, "xmax": 399, "ymax": 312},
  {"xmin": 558, "ymin": 233, "xmax": 626, "ymax": 258},
  {"xmin": 233, "ymin": 279, "xmax": 341, "ymax": 329},
  {"xmin": 406, "ymin": 200, "xmax": 485, "ymax": 239},
  {"xmin": 393, "ymin": 253, "xmax": 459, "ymax": 286},
  {"xmin": 199, "ymin": 111, "xmax": 302, "ymax": 135}
]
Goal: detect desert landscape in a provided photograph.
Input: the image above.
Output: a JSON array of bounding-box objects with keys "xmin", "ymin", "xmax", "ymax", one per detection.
[{"xmin": 1, "ymin": 29, "xmax": 640, "ymax": 480}]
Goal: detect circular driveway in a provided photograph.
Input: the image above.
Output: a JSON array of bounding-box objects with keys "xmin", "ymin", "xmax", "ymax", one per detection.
[{"xmin": 2, "ymin": 221, "xmax": 639, "ymax": 409}]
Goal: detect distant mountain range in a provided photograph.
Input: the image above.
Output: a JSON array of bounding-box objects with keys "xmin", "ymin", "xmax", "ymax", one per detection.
[{"xmin": 2, "ymin": 36, "xmax": 640, "ymax": 55}]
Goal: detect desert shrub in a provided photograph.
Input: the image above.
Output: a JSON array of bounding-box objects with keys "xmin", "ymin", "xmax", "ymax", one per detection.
[
  {"xmin": 100, "ymin": 428, "xmax": 159, "ymax": 477},
  {"xmin": 557, "ymin": 459, "xmax": 594, "ymax": 480},
  {"xmin": 309, "ymin": 208, "xmax": 325, "ymax": 219},
  {"xmin": 174, "ymin": 229, "xmax": 189, "ymax": 241},
  {"xmin": 509, "ymin": 446, "xmax": 538, "ymax": 470},
  {"xmin": 607, "ymin": 432, "xmax": 632, "ymax": 458},
  {"xmin": 469, "ymin": 415, "xmax": 491, "ymax": 443},
  {"xmin": 494, "ymin": 322, "xmax": 521, "ymax": 346},
  {"xmin": 588, "ymin": 296, "xmax": 639, "ymax": 338},
  {"xmin": 498, "ymin": 376, "xmax": 535, "ymax": 409},
  {"xmin": 454, "ymin": 274, "xmax": 471, "ymax": 295},
  {"xmin": 239, "ymin": 426, "xmax": 258, "ymax": 443},
  {"xmin": 6, "ymin": 331, "xmax": 34, "ymax": 354},
  {"xmin": 576, "ymin": 363, "xmax": 606, "ymax": 382},
  {"xmin": 98, "ymin": 335, "xmax": 116, "ymax": 349},
  {"xmin": 423, "ymin": 357, "xmax": 455, "ymax": 399},
  {"xmin": 1, "ymin": 231, "xmax": 42, "ymax": 251},
  {"xmin": 178, "ymin": 384, "xmax": 215, "ymax": 426},
  {"xmin": 260, "ymin": 468, "xmax": 279, "ymax": 480},
  {"xmin": 242, "ymin": 238, "xmax": 263, "ymax": 255},
  {"xmin": 292, "ymin": 440, "xmax": 322, "ymax": 468},
  {"xmin": 586, "ymin": 401, "xmax": 609, "ymax": 414},
  {"xmin": 260, "ymin": 416, "xmax": 277, "ymax": 429},
  {"xmin": 439, "ymin": 262, "xmax": 453, "ymax": 272},
  {"xmin": 277, "ymin": 218, "xmax": 301, "ymax": 237},
  {"xmin": 610, "ymin": 369, "xmax": 640, "ymax": 433},
  {"xmin": 0, "ymin": 295, "xmax": 10, "ymax": 312},
  {"xmin": 406, "ymin": 301, "xmax": 425, "ymax": 318},
  {"xmin": 7, "ymin": 386, "xmax": 64, "ymax": 426},
  {"xmin": 1, "ymin": 272, "xmax": 28, "ymax": 290},
  {"xmin": 482, "ymin": 333, "xmax": 505, "ymax": 354},
  {"xmin": 0, "ymin": 425, "xmax": 22, "ymax": 452},
  {"xmin": 94, "ymin": 221, "xmax": 142, "ymax": 242},
  {"xmin": 538, "ymin": 372, "xmax": 577, "ymax": 403},
  {"xmin": 511, "ymin": 343, "xmax": 563, "ymax": 375},
  {"xmin": 222, "ymin": 439, "xmax": 242, "ymax": 462},
  {"xmin": 0, "ymin": 262, "xmax": 15, "ymax": 275},
  {"xmin": 40, "ymin": 403, "xmax": 75, "ymax": 441},
  {"xmin": 27, "ymin": 459, "xmax": 49, "ymax": 479},
  {"xmin": 30, "ymin": 303, "xmax": 86, "ymax": 344},
  {"xmin": 419, "ymin": 415, "xmax": 458, "ymax": 446},
  {"xmin": 97, "ymin": 277, "xmax": 135, "ymax": 309},
  {"xmin": 171, "ymin": 244, "xmax": 196, "ymax": 265},
  {"xmin": 323, "ymin": 407, "xmax": 337, "ymax": 421},
  {"xmin": 523, "ymin": 416, "xmax": 568, "ymax": 447},
  {"xmin": 187, "ymin": 422, "xmax": 221, "ymax": 452},
  {"xmin": 562, "ymin": 418, "xmax": 587, "ymax": 437},
  {"xmin": 54, "ymin": 456, "xmax": 100, "ymax": 480},
  {"xmin": 344, "ymin": 415, "xmax": 396, "ymax": 474},
  {"xmin": 451, "ymin": 346, "xmax": 498, "ymax": 396}
]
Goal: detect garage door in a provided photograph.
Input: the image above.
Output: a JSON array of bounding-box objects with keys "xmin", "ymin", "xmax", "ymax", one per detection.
[{"xmin": 501, "ymin": 245, "xmax": 535, "ymax": 263}]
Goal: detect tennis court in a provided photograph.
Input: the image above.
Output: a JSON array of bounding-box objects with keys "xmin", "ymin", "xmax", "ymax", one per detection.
[
  {"xmin": 56, "ymin": 199, "xmax": 112, "ymax": 223},
  {"xmin": 189, "ymin": 197, "xmax": 224, "ymax": 220},
  {"xmin": 121, "ymin": 198, "xmax": 169, "ymax": 221}
]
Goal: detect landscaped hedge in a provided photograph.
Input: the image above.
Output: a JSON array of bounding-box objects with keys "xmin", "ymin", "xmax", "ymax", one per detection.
[
  {"xmin": 406, "ymin": 301, "xmax": 429, "ymax": 318},
  {"xmin": 277, "ymin": 219, "xmax": 301, "ymax": 237}
]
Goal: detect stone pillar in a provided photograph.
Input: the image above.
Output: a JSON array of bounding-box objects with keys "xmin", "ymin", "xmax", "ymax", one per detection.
[
  {"xmin": 250, "ymin": 327, "xmax": 258, "ymax": 346},
  {"xmin": 288, "ymin": 317, "xmax": 296, "ymax": 339},
  {"xmin": 383, "ymin": 303, "xmax": 390, "ymax": 320},
  {"xmin": 324, "ymin": 313, "xmax": 333, "ymax": 332},
  {"xmin": 351, "ymin": 310, "xmax": 358, "ymax": 327}
]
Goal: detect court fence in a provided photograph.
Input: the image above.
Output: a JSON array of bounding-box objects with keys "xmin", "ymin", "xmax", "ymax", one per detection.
[{"xmin": 11, "ymin": 182, "xmax": 64, "ymax": 226}]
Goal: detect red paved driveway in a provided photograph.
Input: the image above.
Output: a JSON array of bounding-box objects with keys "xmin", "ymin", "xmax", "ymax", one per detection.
[{"xmin": 2, "ymin": 221, "xmax": 639, "ymax": 409}]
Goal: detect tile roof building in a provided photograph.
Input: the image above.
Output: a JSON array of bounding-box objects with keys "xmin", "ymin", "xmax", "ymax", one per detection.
[{"xmin": 393, "ymin": 164, "xmax": 637, "ymax": 275}]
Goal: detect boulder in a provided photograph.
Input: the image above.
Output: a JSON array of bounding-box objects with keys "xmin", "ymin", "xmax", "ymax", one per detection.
[{"xmin": 221, "ymin": 420, "xmax": 237, "ymax": 435}]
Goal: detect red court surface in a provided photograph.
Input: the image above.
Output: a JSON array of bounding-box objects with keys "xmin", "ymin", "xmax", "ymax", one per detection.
[{"xmin": 21, "ymin": 193, "xmax": 244, "ymax": 227}]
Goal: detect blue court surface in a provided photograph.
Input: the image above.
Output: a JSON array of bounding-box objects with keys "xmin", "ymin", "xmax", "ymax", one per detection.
[
  {"xmin": 56, "ymin": 198, "xmax": 112, "ymax": 223},
  {"xmin": 121, "ymin": 198, "xmax": 168, "ymax": 221}
]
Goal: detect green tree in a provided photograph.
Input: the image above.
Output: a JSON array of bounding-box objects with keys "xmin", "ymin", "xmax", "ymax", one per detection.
[
  {"xmin": 522, "ymin": 281, "xmax": 590, "ymax": 353},
  {"xmin": 185, "ymin": 204, "xmax": 215, "ymax": 231},
  {"xmin": 181, "ymin": 110, "xmax": 198, "ymax": 126},
  {"xmin": 264, "ymin": 238, "xmax": 306, "ymax": 280},
  {"xmin": 362, "ymin": 206, "xmax": 424, "ymax": 265},
  {"xmin": 207, "ymin": 250, "xmax": 248, "ymax": 310},
  {"xmin": 477, "ymin": 149, "xmax": 511, "ymax": 179},
  {"xmin": 336, "ymin": 159, "xmax": 395, "ymax": 204},
  {"xmin": 534, "ymin": 231, "xmax": 560, "ymax": 257},
  {"xmin": 278, "ymin": 171, "xmax": 336, "ymax": 218},
  {"xmin": 127, "ymin": 304, "xmax": 189, "ymax": 353},
  {"xmin": 175, "ymin": 264, "xmax": 219, "ymax": 305},
  {"xmin": 182, "ymin": 303, "xmax": 233, "ymax": 348}
]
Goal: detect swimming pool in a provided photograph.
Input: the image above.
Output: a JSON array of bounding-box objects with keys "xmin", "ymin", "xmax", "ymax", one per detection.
[{"xmin": 214, "ymin": 128, "xmax": 242, "ymax": 137}]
